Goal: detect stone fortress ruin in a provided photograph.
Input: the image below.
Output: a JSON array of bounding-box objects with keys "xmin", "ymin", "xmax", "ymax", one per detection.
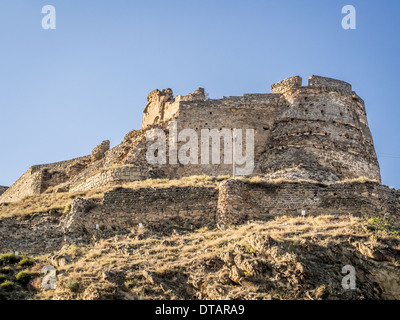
[{"xmin": 0, "ymin": 75, "xmax": 399, "ymax": 253}]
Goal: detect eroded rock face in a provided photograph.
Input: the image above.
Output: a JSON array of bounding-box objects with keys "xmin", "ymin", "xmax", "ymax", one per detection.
[{"xmin": 91, "ymin": 140, "xmax": 110, "ymax": 161}]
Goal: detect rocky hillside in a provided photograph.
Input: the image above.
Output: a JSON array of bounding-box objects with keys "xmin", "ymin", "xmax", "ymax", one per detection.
[{"xmin": 1, "ymin": 213, "xmax": 399, "ymax": 300}]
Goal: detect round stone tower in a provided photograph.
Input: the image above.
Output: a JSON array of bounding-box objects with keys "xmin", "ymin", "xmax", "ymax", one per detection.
[{"xmin": 262, "ymin": 75, "xmax": 381, "ymax": 183}]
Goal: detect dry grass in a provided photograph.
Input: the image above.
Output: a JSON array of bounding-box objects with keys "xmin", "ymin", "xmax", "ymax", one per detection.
[
  {"xmin": 338, "ymin": 176, "xmax": 379, "ymax": 184},
  {"xmin": 239, "ymin": 176, "xmax": 320, "ymax": 185},
  {"xmin": 0, "ymin": 189, "xmax": 106, "ymax": 219},
  {"xmin": 33, "ymin": 213, "xmax": 385, "ymax": 300},
  {"xmin": 121, "ymin": 174, "xmax": 229, "ymax": 190}
]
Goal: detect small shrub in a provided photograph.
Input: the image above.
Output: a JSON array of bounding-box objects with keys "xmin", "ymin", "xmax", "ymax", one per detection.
[
  {"xmin": 366, "ymin": 216, "xmax": 400, "ymax": 238},
  {"xmin": 15, "ymin": 271, "xmax": 32, "ymax": 286},
  {"xmin": 67, "ymin": 280, "xmax": 79, "ymax": 293},
  {"xmin": 18, "ymin": 257, "xmax": 35, "ymax": 267},
  {"xmin": 1, "ymin": 280, "xmax": 14, "ymax": 292},
  {"xmin": 0, "ymin": 253, "xmax": 20, "ymax": 265},
  {"xmin": 0, "ymin": 275, "xmax": 6, "ymax": 283}
]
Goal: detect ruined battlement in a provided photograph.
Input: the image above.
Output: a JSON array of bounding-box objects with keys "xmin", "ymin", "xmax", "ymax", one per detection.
[
  {"xmin": 270, "ymin": 75, "xmax": 352, "ymax": 95},
  {"xmin": 142, "ymin": 75, "xmax": 359, "ymax": 130},
  {"xmin": 307, "ymin": 75, "xmax": 352, "ymax": 93}
]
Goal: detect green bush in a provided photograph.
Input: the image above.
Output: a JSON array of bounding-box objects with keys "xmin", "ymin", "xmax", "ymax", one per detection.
[
  {"xmin": 0, "ymin": 275, "xmax": 6, "ymax": 283},
  {"xmin": 18, "ymin": 257, "xmax": 35, "ymax": 267},
  {"xmin": 0, "ymin": 253, "xmax": 20, "ymax": 265},
  {"xmin": 1, "ymin": 280, "xmax": 14, "ymax": 292},
  {"xmin": 367, "ymin": 216, "xmax": 400, "ymax": 237},
  {"xmin": 66, "ymin": 280, "xmax": 79, "ymax": 293},
  {"xmin": 15, "ymin": 271, "xmax": 32, "ymax": 286}
]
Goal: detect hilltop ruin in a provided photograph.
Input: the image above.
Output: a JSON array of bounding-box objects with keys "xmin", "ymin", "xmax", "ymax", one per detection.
[
  {"xmin": 0, "ymin": 75, "xmax": 399, "ymax": 255},
  {"xmin": 0, "ymin": 75, "xmax": 381, "ymax": 203}
]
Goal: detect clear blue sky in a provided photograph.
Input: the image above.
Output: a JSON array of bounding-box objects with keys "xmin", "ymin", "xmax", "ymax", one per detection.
[{"xmin": 0, "ymin": 0, "xmax": 399, "ymax": 188}]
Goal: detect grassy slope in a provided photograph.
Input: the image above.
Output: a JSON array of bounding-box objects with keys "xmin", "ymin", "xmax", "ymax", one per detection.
[{"xmin": 24, "ymin": 214, "xmax": 400, "ymax": 300}]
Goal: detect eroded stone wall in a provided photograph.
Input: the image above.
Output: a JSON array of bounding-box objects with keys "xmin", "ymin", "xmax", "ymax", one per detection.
[
  {"xmin": 70, "ymin": 165, "xmax": 151, "ymax": 192},
  {"xmin": 264, "ymin": 75, "xmax": 380, "ymax": 183},
  {"xmin": 217, "ymin": 180, "xmax": 400, "ymax": 225},
  {"xmin": 0, "ymin": 186, "xmax": 219, "ymax": 253},
  {"xmin": 133, "ymin": 75, "xmax": 381, "ymax": 183}
]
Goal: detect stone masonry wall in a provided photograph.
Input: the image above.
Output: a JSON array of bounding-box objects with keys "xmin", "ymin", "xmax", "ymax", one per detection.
[
  {"xmin": 217, "ymin": 180, "xmax": 400, "ymax": 226},
  {"xmin": 0, "ymin": 168, "xmax": 43, "ymax": 203},
  {"xmin": 264, "ymin": 75, "xmax": 380, "ymax": 183},
  {"xmin": 135, "ymin": 75, "xmax": 381, "ymax": 183},
  {"xmin": 62, "ymin": 186, "xmax": 219, "ymax": 245},
  {"xmin": 70, "ymin": 165, "xmax": 151, "ymax": 192},
  {"xmin": 0, "ymin": 185, "xmax": 219, "ymax": 254}
]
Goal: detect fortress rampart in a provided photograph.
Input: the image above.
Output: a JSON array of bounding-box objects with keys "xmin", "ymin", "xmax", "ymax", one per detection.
[
  {"xmin": 137, "ymin": 75, "xmax": 380, "ymax": 183},
  {"xmin": 0, "ymin": 75, "xmax": 382, "ymax": 203}
]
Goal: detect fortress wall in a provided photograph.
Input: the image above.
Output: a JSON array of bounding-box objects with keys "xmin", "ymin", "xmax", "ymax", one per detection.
[
  {"xmin": 271, "ymin": 75, "xmax": 303, "ymax": 94},
  {"xmin": 138, "ymin": 75, "xmax": 380, "ymax": 183},
  {"xmin": 0, "ymin": 186, "xmax": 219, "ymax": 254},
  {"xmin": 0, "ymin": 168, "xmax": 42, "ymax": 203},
  {"xmin": 62, "ymin": 186, "xmax": 219, "ymax": 244},
  {"xmin": 102, "ymin": 186, "xmax": 218, "ymax": 225},
  {"xmin": 70, "ymin": 165, "xmax": 150, "ymax": 192},
  {"xmin": 218, "ymin": 180, "xmax": 400, "ymax": 225},
  {"xmin": 156, "ymin": 94, "xmax": 285, "ymax": 177},
  {"xmin": 30, "ymin": 155, "xmax": 91, "ymax": 173},
  {"xmin": 0, "ymin": 154, "xmax": 93, "ymax": 203},
  {"xmin": 162, "ymin": 100, "xmax": 180, "ymax": 121},
  {"xmin": 307, "ymin": 75, "xmax": 352, "ymax": 93}
]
